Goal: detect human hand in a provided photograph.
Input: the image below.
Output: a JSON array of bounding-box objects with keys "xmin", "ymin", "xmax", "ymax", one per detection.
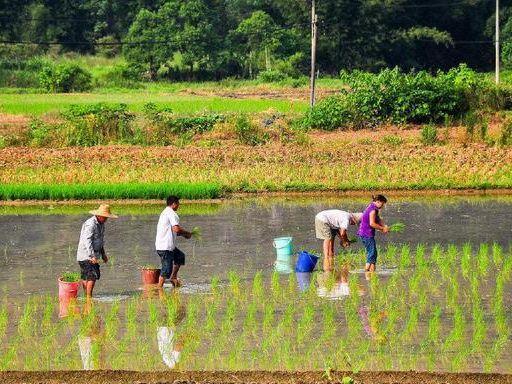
[
  {"xmin": 382, "ymin": 225, "xmax": 390, "ymax": 234},
  {"xmin": 184, "ymin": 232, "xmax": 192, "ymax": 239},
  {"xmin": 90, "ymin": 258, "xmax": 98, "ymax": 264},
  {"xmin": 342, "ymin": 241, "xmax": 350, "ymax": 248},
  {"xmin": 102, "ymin": 255, "xmax": 108, "ymax": 264}
]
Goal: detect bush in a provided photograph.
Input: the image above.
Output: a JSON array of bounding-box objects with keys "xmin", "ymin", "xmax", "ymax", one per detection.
[
  {"xmin": 143, "ymin": 102, "xmax": 223, "ymax": 144},
  {"xmin": 302, "ymin": 95, "xmax": 352, "ymax": 131},
  {"xmin": 39, "ymin": 63, "xmax": 93, "ymax": 92},
  {"xmin": 93, "ymin": 62, "xmax": 141, "ymax": 88},
  {"xmin": 421, "ymin": 124, "xmax": 438, "ymax": 145},
  {"xmin": 304, "ymin": 65, "xmax": 503, "ymax": 131},
  {"xmin": 28, "ymin": 118, "xmax": 59, "ymax": 147},
  {"xmin": 257, "ymin": 69, "xmax": 287, "ymax": 83},
  {"xmin": 62, "ymin": 103, "xmax": 136, "ymax": 145},
  {"xmin": 235, "ymin": 114, "xmax": 268, "ymax": 145}
]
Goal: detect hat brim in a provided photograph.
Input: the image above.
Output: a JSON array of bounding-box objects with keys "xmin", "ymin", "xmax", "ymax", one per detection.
[{"xmin": 89, "ymin": 210, "xmax": 118, "ymax": 218}]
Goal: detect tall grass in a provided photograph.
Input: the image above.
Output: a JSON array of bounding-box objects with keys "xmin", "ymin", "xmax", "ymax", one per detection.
[{"xmin": 0, "ymin": 182, "xmax": 221, "ymax": 200}]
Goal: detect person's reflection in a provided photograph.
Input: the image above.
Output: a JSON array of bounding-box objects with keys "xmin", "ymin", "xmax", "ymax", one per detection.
[
  {"xmin": 317, "ymin": 266, "xmax": 351, "ymax": 299},
  {"xmin": 77, "ymin": 303, "xmax": 104, "ymax": 370},
  {"xmin": 157, "ymin": 291, "xmax": 186, "ymax": 369},
  {"xmin": 157, "ymin": 326, "xmax": 182, "ymax": 368}
]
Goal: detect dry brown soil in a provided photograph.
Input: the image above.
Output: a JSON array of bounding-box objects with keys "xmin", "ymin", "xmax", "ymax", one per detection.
[{"xmin": 1, "ymin": 371, "xmax": 512, "ymax": 384}]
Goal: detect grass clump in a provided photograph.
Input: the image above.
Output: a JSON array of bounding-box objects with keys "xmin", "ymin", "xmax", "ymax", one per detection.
[{"xmin": 388, "ymin": 222, "xmax": 406, "ymax": 233}]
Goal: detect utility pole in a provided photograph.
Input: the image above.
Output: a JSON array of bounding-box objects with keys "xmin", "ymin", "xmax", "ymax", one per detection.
[
  {"xmin": 309, "ymin": 0, "xmax": 317, "ymax": 108},
  {"xmin": 496, "ymin": 0, "xmax": 500, "ymax": 84}
]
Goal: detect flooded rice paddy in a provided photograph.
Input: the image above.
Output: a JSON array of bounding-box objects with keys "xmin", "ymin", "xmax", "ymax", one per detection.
[{"xmin": 0, "ymin": 194, "xmax": 511, "ymax": 372}]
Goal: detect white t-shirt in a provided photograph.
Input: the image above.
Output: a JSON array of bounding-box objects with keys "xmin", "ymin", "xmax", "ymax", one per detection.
[
  {"xmin": 315, "ymin": 210, "xmax": 350, "ymax": 230},
  {"xmin": 155, "ymin": 207, "xmax": 180, "ymax": 251}
]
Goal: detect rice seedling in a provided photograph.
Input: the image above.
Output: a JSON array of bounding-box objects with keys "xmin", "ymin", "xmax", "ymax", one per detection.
[
  {"xmin": 398, "ymin": 244, "xmax": 411, "ymax": 270},
  {"xmin": 461, "ymin": 243, "xmax": 472, "ymax": 280},
  {"xmin": 477, "ymin": 243, "xmax": 490, "ymax": 277},
  {"xmin": 492, "ymin": 242, "xmax": 504, "ymax": 268},
  {"xmin": 388, "ymin": 222, "xmax": 405, "ymax": 233},
  {"xmin": 0, "ymin": 182, "xmax": 221, "ymax": 201},
  {"xmin": 191, "ymin": 226, "xmax": 202, "ymax": 241}
]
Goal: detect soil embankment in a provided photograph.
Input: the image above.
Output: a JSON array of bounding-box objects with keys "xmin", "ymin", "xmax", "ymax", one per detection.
[{"xmin": 1, "ymin": 371, "xmax": 512, "ymax": 384}]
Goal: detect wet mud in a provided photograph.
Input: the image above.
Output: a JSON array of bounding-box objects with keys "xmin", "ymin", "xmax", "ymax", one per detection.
[{"xmin": 1, "ymin": 371, "xmax": 512, "ymax": 384}]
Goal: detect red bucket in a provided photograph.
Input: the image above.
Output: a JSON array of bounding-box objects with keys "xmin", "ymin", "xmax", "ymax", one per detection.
[
  {"xmin": 58, "ymin": 278, "xmax": 80, "ymax": 299},
  {"xmin": 141, "ymin": 268, "xmax": 161, "ymax": 285}
]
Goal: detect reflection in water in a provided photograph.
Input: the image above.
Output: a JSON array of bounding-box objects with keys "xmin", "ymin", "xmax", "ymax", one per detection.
[
  {"xmin": 157, "ymin": 326, "xmax": 181, "ymax": 368},
  {"xmin": 296, "ymin": 272, "xmax": 311, "ymax": 292},
  {"xmin": 274, "ymin": 259, "xmax": 293, "ymax": 274},
  {"xmin": 78, "ymin": 336, "xmax": 93, "ymax": 370},
  {"xmin": 317, "ymin": 268, "xmax": 351, "ymax": 300}
]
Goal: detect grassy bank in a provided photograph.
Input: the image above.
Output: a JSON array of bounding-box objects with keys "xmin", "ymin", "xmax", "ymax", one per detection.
[{"xmin": 1, "ymin": 130, "xmax": 511, "ymax": 200}]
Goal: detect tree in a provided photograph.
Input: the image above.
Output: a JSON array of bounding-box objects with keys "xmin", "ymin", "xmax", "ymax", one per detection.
[{"xmin": 235, "ymin": 11, "xmax": 282, "ymax": 76}]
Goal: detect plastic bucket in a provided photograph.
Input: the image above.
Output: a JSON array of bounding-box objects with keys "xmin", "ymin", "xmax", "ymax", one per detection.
[
  {"xmin": 58, "ymin": 278, "xmax": 80, "ymax": 299},
  {"xmin": 273, "ymin": 237, "xmax": 293, "ymax": 262},
  {"xmin": 295, "ymin": 251, "xmax": 319, "ymax": 273},
  {"xmin": 141, "ymin": 268, "xmax": 161, "ymax": 285}
]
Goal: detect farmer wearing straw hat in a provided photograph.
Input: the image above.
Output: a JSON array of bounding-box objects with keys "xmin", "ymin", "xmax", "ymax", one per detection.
[
  {"xmin": 76, "ymin": 204, "xmax": 118, "ymax": 298},
  {"xmin": 315, "ymin": 210, "xmax": 362, "ymax": 271}
]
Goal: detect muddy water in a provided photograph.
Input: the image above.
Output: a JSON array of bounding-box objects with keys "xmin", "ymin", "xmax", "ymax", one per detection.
[{"xmin": 0, "ymin": 195, "xmax": 511, "ymax": 296}]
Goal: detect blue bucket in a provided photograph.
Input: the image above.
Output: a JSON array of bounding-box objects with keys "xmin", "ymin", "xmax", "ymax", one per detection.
[
  {"xmin": 273, "ymin": 237, "xmax": 293, "ymax": 262},
  {"xmin": 295, "ymin": 251, "xmax": 319, "ymax": 272}
]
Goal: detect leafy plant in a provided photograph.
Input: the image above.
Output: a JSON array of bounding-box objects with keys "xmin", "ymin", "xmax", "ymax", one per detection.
[
  {"xmin": 60, "ymin": 271, "xmax": 81, "ymax": 282},
  {"xmin": 39, "ymin": 63, "xmax": 92, "ymax": 93},
  {"xmin": 235, "ymin": 114, "xmax": 268, "ymax": 145},
  {"xmin": 389, "ymin": 222, "xmax": 406, "ymax": 232}
]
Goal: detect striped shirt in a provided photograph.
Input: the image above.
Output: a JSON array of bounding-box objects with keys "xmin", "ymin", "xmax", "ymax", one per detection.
[{"xmin": 76, "ymin": 216, "xmax": 105, "ymax": 261}]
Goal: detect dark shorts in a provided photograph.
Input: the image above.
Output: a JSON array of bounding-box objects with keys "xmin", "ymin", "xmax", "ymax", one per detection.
[
  {"xmin": 359, "ymin": 236, "xmax": 378, "ymax": 265},
  {"xmin": 157, "ymin": 248, "xmax": 186, "ymax": 279},
  {"xmin": 79, "ymin": 260, "xmax": 100, "ymax": 281}
]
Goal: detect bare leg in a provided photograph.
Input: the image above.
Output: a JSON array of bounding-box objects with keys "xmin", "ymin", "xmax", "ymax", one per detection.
[
  {"xmin": 323, "ymin": 239, "xmax": 334, "ymax": 271},
  {"xmin": 170, "ymin": 264, "xmax": 181, "ymax": 286},
  {"xmin": 158, "ymin": 276, "xmax": 166, "ymax": 288},
  {"xmin": 85, "ymin": 280, "xmax": 95, "ymax": 298},
  {"xmin": 369, "ymin": 263, "xmax": 376, "ymax": 272},
  {"xmin": 365, "ymin": 263, "xmax": 371, "ymax": 271}
]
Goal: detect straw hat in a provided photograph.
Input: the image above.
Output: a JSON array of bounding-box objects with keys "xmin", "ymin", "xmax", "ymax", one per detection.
[
  {"xmin": 89, "ymin": 204, "xmax": 118, "ymax": 218},
  {"xmin": 350, "ymin": 212, "xmax": 363, "ymax": 224}
]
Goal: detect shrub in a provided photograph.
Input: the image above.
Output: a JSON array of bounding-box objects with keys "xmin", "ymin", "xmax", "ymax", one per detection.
[
  {"xmin": 39, "ymin": 63, "xmax": 93, "ymax": 92},
  {"xmin": 62, "ymin": 103, "xmax": 136, "ymax": 145},
  {"xmin": 421, "ymin": 124, "xmax": 438, "ymax": 145},
  {"xmin": 143, "ymin": 102, "xmax": 223, "ymax": 144},
  {"xmin": 235, "ymin": 114, "xmax": 268, "ymax": 146},
  {"xmin": 302, "ymin": 95, "xmax": 352, "ymax": 131},
  {"xmin": 257, "ymin": 69, "xmax": 287, "ymax": 83},
  {"xmin": 28, "ymin": 119, "xmax": 59, "ymax": 147}
]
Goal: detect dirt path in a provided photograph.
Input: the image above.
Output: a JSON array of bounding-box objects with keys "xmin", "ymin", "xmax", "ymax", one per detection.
[{"xmin": 1, "ymin": 371, "xmax": 512, "ymax": 384}]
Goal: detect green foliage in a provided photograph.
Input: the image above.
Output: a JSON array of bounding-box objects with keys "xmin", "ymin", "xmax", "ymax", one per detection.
[
  {"xmin": 39, "ymin": 63, "xmax": 93, "ymax": 93},
  {"xmin": 234, "ymin": 114, "xmax": 268, "ymax": 146},
  {"xmin": 28, "ymin": 119, "xmax": 58, "ymax": 147},
  {"xmin": 60, "ymin": 272, "xmax": 81, "ymax": 282},
  {"xmin": 421, "ymin": 124, "xmax": 438, "ymax": 145},
  {"xmin": 302, "ymin": 95, "xmax": 351, "ymax": 131},
  {"xmin": 257, "ymin": 70, "xmax": 287, "ymax": 83},
  {"xmin": 143, "ymin": 102, "xmax": 223, "ymax": 144},
  {"xmin": 62, "ymin": 103, "xmax": 136, "ymax": 145}
]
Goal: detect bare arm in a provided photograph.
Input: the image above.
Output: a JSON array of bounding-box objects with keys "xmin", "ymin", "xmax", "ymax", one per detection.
[
  {"xmin": 370, "ymin": 210, "xmax": 389, "ymax": 233},
  {"xmin": 172, "ymin": 225, "xmax": 192, "ymax": 239},
  {"xmin": 339, "ymin": 229, "xmax": 350, "ymax": 247},
  {"xmin": 101, "ymin": 247, "xmax": 108, "ymax": 263}
]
